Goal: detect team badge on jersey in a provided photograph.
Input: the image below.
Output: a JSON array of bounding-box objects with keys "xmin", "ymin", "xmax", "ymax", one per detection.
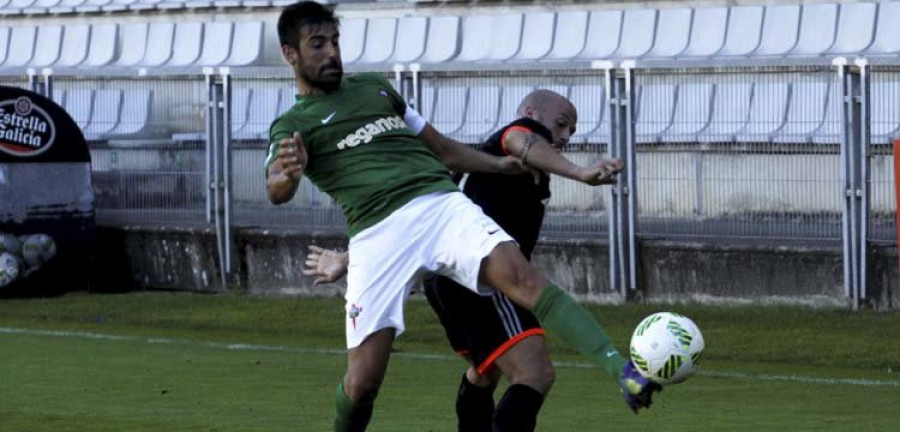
[
  {"xmin": 349, "ymin": 304, "xmax": 364, "ymax": 330},
  {"xmin": 378, "ymin": 89, "xmax": 389, "ymax": 97}
]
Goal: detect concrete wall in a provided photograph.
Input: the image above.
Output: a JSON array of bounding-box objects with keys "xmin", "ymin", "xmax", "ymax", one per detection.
[{"xmin": 95, "ymin": 226, "xmax": 899, "ymax": 309}]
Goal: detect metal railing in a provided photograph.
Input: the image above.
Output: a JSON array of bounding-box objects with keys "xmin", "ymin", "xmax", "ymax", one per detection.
[{"xmin": 15, "ymin": 58, "xmax": 895, "ymax": 306}]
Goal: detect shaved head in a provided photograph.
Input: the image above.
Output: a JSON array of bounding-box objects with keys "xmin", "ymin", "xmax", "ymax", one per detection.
[
  {"xmin": 516, "ymin": 89, "xmax": 578, "ymax": 151},
  {"xmin": 516, "ymin": 89, "xmax": 573, "ymax": 117}
]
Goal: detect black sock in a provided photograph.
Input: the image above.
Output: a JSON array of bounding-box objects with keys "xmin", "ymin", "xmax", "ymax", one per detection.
[
  {"xmin": 493, "ymin": 384, "xmax": 544, "ymax": 432},
  {"xmin": 456, "ymin": 372, "xmax": 495, "ymax": 432}
]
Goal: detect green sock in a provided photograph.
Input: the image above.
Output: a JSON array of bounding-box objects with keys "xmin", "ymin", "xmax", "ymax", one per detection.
[
  {"xmin": 532, "ymin": 284, "xmax": 628, "ymax": 379},
  {"xmin": 334, "ymin": 381, "xmax": 375, "ymax": 432}
]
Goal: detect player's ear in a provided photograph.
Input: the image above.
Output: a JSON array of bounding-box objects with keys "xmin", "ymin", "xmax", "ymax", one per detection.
[{"xmin": 282, "ymin": 45, "xmax": 299, "ymax": 65}]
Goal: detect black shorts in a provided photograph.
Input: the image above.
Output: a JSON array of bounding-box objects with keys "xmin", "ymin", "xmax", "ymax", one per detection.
[{"xmin": 423, "ymin": 275, "xmax": 544, "ymax": 375}]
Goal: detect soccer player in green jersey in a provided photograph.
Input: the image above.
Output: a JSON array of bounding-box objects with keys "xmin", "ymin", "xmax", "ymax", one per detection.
[{"xmin": 266, "ymin": 2, "xmax": 660, "ymax": 430}]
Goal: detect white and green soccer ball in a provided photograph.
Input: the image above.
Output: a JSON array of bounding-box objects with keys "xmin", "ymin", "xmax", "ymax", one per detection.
[
  {"xmin": 0, "ymin": 252, "xmax": 20, "ymax": 287},
  {"xmin": 630, "ymin": 312, "xmax": 705, "ymax": 385},
  {"xmin": 21, "ymin": 234, "xmax": 57, "ymax": 269}
]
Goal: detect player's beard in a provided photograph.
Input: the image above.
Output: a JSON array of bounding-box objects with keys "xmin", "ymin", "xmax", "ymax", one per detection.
[{"xmin": 301, "ymin": 61, "xmax": 343, "ymax": 93}]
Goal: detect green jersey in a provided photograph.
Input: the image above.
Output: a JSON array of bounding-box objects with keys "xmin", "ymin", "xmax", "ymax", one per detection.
[{"xmin": 267, "ymin": 74, "xmax": 458, "ymax": 237}]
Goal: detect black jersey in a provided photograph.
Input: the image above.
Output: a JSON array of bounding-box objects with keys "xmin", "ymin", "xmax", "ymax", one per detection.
[{"xmin": 456, "ymin": 117, "xmax": 552, "ymax": 259}]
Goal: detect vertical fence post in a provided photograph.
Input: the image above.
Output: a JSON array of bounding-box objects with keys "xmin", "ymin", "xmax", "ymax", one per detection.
[
  {"xmin": 204, "ymin": 67, "xmax": 231, "ymax": 290},
  {"xmin": 855, "ymin": 59, "xmax": 871, "ymax": 302},
  {"xmin": 409, "ymin": 63, "xmax": 422, "ymax": 116},
  {"xmin": 203, "ymin": 67, "xmax": 217, "ymax": 224},
  {"xmin": 837, "ymin": 57, "xmax": 867, "ymax": 310},
  {"xmin": 894, "ymin": 137, "xmax": 900, "ymax": 274},
  {"xmin": 41, "ymin": 68, "xmax": 53, "ymax": 103},
  {"xmin": 219, "ymin": 67, "xmax": 234, "ymax": 278},
  {"xmin": 600, "ymin": 60, "xmax": 638, "ymax": 299}
]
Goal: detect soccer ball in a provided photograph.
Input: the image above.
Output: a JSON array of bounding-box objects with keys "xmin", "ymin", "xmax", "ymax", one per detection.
[
  {"xmin": 21, "ymin": 234, "xmax": 57, "ymax": 269},
  {"xmin": 0, "ymin": 252, "xmax": 20, "ymax": 288},
  {"xmin": 0, "ymin": 233, "xmax": 21, "ymax": 255},
  {"xmin": 629, "ymin": 312, "xmax": 705, "ymax": 385}
]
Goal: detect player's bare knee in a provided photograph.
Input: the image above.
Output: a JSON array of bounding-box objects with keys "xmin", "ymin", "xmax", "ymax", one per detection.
[{"xmin": 343, "ymin": 374, "xmax": 382, "ymax": 402}]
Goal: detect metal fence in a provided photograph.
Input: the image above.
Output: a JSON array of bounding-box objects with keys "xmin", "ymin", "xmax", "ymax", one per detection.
[
  {"xmin": 631, "ymin": 66, "xmax": 844, "ymax": 243},
  {"xmin": 866, "ymin": 67, "xmax": 899, "ymax": 245},
  {"xmin": 13, "ymin": 60, "xmax": 896, "ymax": 303}
]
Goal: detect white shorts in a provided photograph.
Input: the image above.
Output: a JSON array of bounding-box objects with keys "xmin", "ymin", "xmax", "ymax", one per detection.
[{"xmin": 344, "ymin": 191, "xmax": 515, "ymax": 349}]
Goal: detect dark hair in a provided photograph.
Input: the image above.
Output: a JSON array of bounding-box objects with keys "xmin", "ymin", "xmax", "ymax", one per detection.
[{"xmin": 278, "ymin": 1, "xmax": 340, "ymax": 50}]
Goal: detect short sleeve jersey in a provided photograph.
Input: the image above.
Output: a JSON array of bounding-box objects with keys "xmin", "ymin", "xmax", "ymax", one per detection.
[
  {"xmin": 458, "ymin": 117, "xmax": 552, "ymax": 259},
  {"xmin": 268, "ymin": 74, "xmax": 457, "ymax": 237}
]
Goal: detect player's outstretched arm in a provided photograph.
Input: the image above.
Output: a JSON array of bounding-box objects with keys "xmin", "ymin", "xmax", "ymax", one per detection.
[
  {"xmin": 503, "ymin": 129, "xmax": 624, "ymax": 186},
  {"xmin": 416, "ymin": 123, "xmax": 527, "ymax": 175},
  {"xmin": 302, "ymin": 245, "xmax": 349, "ymax": 285},
  {"xmin": 266, "ymin": 132, "xmax": 307, "ymax": 205}
]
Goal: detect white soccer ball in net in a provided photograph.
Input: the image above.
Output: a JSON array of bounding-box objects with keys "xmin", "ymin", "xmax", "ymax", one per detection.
[
  {"xmin": 629, "ymin": 312, "xmax": 705, "ymax": 385},
  {"xmin": 0, "ymin": 252, "xmax": 20, "ymax": 288},
  {"xmin": 21, "ymin": 234, "xmax": 57, "ymax": 269}
]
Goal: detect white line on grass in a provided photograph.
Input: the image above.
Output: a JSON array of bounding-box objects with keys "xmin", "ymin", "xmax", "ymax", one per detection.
[{"xmin": 3, "ymin": 326, "xmax": 899, "ymax": 388}]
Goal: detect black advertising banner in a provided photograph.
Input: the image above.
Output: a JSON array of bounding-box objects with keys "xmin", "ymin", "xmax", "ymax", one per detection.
[
  {"xmin": 0, "ymin": 86, "xmax": 95, "ymax": 296},
  {"xmin": 0, "ymin": 86, "xmax": 90, "ymax": 163}
]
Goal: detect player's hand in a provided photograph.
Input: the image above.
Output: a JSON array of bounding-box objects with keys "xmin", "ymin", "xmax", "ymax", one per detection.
[
  {"xmin": 619, "ymin": 361, "xmax": 663, "ymax": 414},
  {"xmin": 576, "ymin": 158, "xmax": 624, "ymax": 186},
  {"xmin": 270, "ymin": 132, "xmax": 307, "ymax": 183},
  {"xmin": 302, "ymin": 245, "xmax": 348, "ymax": 285},
  {"xmin": 498, "ymin": 155, "xmax": 542, "ymax": 184}
]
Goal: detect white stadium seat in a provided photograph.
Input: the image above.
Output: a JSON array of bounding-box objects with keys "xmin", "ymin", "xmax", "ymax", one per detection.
[
  {"xmin": 107, "ymin": 89, "xmax": 153, "ymax": 139},
  {"xmin": 696, "ymin": 82, "xmax": 753, "ymax": 143},
  {"xmin": 734, "ymin": 82, "xmax": 789, "ymax": 142},
  {"xmin": 752, "ymin": 5, "xmax": 800, "ymax": 57},
  {"xmin": 84, "ymin": 89, "xmax": 123, "ymax": 141},
  {"xmin": 197, "ymin": 22, "xmax": 233, "ymax": 66},
  {"xmin": 4, "ymin": 27, "xmax": 36, "ymax": 67},
  {"xmin": 569, "ymin": 84, "xmax": 607, "ymax": 144},
  {"xmin": 661, "ymin": 83, "xmax": 714, "ymax": 143},
  {"xmin": 643, "ymin": 8, "xmax": 691, "ymax": 59},
  {"xmin": 497, "ymin": 84, "xmax": 533, "ymax": 126},
  {"xmin": 114, "ymin": 23, "xmax": 149, "ymax": 67},
  {"xmin": 419, "ymin": 16, "xmax": 460, "ymax": 64},
  {"xmin": 824, "ymin": 2, "xmax": 876, "ymax": 56},
  {"xmin": 810, "ymin": 79, "xmax": 844, "ymax": 145},
  {"xmin": 635, "ymin": 83, "xmax": 677, "ymax": 143},
  {"xmin": 452, "ymin": 85, "xmax": 500, "ymax": 142},
  {"xmin": 716, "ymin": 5, "xmax": 763, "ymax": 57},
  {"xmin": 544, "ymin": 11, "xmax": 588, "ymax": 62},
  {"xmin": 430, "ymin": 85, "xmax": 468, "ymax": 135},
  {"xmin": 772, "ymin": 81, "xmax": 829, "ymax": 144},
  {"xmin": 83, "ymin": 24, "xmax": 117, "ymax": 67},
  {"xmin": 357, "ymin": 17, "xmax": 397, "ymax": 64},
  {"xmin": 339, "ymin": 18, "xmax": 366, "ymax": 64},
  {"xmin": 167, "ymin": 22, "xmax": 202, "ymax": 67},
  {"xmin": 141, "ymin": 22, "xmax": 176, "ymax": 67},
  {"xmin": 611, "ymin": 9, "xmax": 657, "ymax": 59},
  {"xmin": 234, "ymin": 87, "xmax": 281, "ymax": 141},
  {"xmin": 64, "ymin": 88, "xmax": 94, "ymax": 131},
  {"xmin": 387, "ymin": 16, "xmax": 427, "ymax": 63},
  {"xmin": 48, "ymin": 0, "xmax": 87, "ymax": 14},
  {"xmin": 225, "ymin": 21, "xmax": 263, "ymax": 66},
  {"xmin": 0, "ymin": 28, "xmax": 9, "ymax": 65},
  {"xmin": 579, "ymin": 10, "xmax": 622, "ymax": 60},
  {"xmin": 510, "ymin": 12, "xmax": 555, "ymax": 62},
  {"xmin": 868, "ymin": 79, "xmax": 900, "ymax": 145},
  {"xmin": 864, "ymin": 2, "xmax": 900, "ymax": 56},
  {"xmin": 679, "ymin": 7, "xmax": 727, "ymax": 58},
  {"xmin": 75, "ymin": 0, "xmax": 112, "ymax": 13},
  {"xmin": 30, "ymin": 25, "xmax": 62, "ymax": 67},
  {"xmin": 787, "ymin": 3, "xmax": 838, "ymax": 57},
  {"xmin": 56, "ymin": 24, "xmax": 90, "ymax": 67}
]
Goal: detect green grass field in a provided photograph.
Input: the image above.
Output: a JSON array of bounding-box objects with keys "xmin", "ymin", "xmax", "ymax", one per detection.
[{"xmin": 1, "ymin": 292, "xmax": 898, "ymax": 431}]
